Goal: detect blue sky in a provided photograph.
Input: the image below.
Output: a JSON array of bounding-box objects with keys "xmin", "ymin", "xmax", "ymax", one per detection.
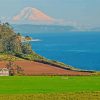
[{"xmin": 0, "ymin": 0, "xmax": 100, "ymax": 27}]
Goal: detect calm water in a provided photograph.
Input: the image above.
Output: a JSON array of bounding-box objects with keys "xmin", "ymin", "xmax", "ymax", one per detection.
[{"xmin": 23, "ymin": 32, "xmax": 100, "ymax": 71}]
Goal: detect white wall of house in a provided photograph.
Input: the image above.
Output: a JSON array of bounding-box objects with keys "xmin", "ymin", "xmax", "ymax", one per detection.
[{"xmin": 0, "ymin": 68, "xmax": 9, "ymax": 76}]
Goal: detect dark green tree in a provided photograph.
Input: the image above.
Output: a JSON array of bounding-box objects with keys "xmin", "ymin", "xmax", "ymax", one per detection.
[{"xmin": 22, "ymin": 43, "xmax": 33, "ymax": 54}]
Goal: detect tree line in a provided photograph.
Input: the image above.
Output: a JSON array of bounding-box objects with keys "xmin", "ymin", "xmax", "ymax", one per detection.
[{"xmin": 0, "ymin": 22, "xmax": 33, "ymax": 55}]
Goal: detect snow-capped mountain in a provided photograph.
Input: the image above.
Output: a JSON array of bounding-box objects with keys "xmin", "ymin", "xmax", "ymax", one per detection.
[{"xmin": 12, "ymin": 7, "xmax": 55, "ymax": 24}]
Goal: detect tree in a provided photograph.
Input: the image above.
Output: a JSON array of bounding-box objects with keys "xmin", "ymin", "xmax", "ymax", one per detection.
[
  {"xmin": 9, "ymin": 35, "xmax": 22, "ymax": 54},
  {"xmin": 22, "ymin": 43, "xmax": 33, "ymax": 54},
  {"xmin": 25, "ymin": 36, "xmax": 32, "ymax": 41},
  {"xmin": 6, "ymin": 61, "xmax": 14, "ymax": 76},
  {"xmin": 16, "ymin": 65, "xmax": 24, "ymax": 75},
  {"xmin": 0, "ymin": 22, "xmax": 16, "ymax": 53}
]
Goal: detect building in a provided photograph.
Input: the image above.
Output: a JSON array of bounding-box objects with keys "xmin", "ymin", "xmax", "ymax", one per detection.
[{"xmin": 0, "ymin": 68, "xmax": 9, "ymax": 76}]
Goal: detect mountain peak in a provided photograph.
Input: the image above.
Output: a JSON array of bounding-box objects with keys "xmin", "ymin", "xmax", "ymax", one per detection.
[{"xmin": 13, "ymin": 7, "xmax": 55, "ymax": 24}]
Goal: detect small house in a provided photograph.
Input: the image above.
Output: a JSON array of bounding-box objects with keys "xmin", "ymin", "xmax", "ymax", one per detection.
[{"xmin": 0, "ymin": 68, "xmax": 9, "ymax": 76}]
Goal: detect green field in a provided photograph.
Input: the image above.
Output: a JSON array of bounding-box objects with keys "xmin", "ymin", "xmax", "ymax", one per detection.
[
  {"xmin": 0, "ymin": 76, "xmax": 100, "ymax": 100},
  {"xmin": 0, "ymin": 76, "xmax": 100, "ymax": 94}
]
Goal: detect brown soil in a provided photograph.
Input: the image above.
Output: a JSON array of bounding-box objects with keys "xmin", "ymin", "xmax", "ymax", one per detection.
[{"xmin": 0, "ymin": 60, "xmax": 92, "ymax": 76}]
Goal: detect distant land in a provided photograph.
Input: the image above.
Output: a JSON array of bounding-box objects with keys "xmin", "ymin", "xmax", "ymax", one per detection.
[
  {"xmin": 12, "ymin": 24, "xmax": 77, "ymax": 34},
  {"xmin": 12, "ymin": 24, "xmax": 100, "ymax": 34},
  {"xmin": 90, "ymin": 27, "xmax": 100, "ymax": 31}
]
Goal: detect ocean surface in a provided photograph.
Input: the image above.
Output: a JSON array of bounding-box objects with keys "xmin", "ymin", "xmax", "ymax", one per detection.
[{"xmin": 22, "ymin": 32, "xmax": 100, "ymax": 71}]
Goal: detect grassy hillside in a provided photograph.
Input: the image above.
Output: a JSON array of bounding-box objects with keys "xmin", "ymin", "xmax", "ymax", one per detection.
[
  {"xmin": 0, "ymin": 52, "xmax": 76, "ymax": 72},
  {"xmin": 0, "ymin": 53, "xmax": 23, "ymax": 61}
]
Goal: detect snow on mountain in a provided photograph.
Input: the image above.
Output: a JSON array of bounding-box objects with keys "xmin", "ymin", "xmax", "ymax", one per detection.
[{"xmin": 12, "ymin": 7, "xmax": 55, "ymax": 24}]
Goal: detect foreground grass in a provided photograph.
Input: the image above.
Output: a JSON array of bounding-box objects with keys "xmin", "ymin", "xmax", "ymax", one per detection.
[
  {"xmin": 0, "ymin": 92, "xmax": 100, "ymax": 100},
  {"xmin": 0, "ymin": 76, "xmax": 99, "ymax": 94},
  {"xmin": 0, "ymin": 76, "xmax": 99, "ymax": 100}
]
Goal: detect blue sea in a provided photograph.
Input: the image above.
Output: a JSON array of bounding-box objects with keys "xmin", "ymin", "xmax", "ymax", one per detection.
[{"xmin": 23, "ymin": 32, "xmax": 100, "ymax": 71}]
